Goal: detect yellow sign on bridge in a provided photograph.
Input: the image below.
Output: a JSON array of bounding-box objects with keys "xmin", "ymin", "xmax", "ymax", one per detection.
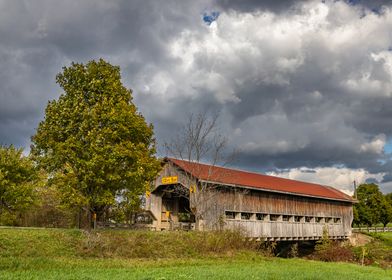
[{"xmin": 161, "ymin": 176, "xmax": 178, "ymax": 185}]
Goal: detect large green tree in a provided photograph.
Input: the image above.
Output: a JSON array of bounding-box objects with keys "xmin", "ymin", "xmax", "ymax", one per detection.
[
  {"xmin": 354, "ymin": 183, "xmax": 385, "ymax": 227},
  {"xmin": 31, "ymin": 59, "xmax": 160, "ymax": 224},
  {"xmin": 0, "ymin": 145, "xmax": 37, "ymax": 225}
]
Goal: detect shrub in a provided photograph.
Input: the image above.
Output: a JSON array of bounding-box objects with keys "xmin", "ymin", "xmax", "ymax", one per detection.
[
  {"xmin": 288, "ymin": 243, "xmax": 299, "ymax": 258},
  {"xmin": 257, "ymin": 241, "xmax": 278, "ymax": 257},
  {"xmin": 311, "ymin": 227, "xmax": 355, "ymax": 262},
  {"xmin": 312, "ymin": 241, "xmax": 355, "ymax": 262}
]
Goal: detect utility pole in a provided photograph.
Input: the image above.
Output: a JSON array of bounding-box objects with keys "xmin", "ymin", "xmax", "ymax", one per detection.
[{"xmin": 353, "ymin": 180, "xmax": 357, "ymax": 200}]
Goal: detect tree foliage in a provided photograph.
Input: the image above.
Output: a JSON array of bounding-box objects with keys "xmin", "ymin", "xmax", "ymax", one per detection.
[
  {"xmin": 386, "ymin": 193, "xmax": 392, "ymax": 208},
  {"xmin": 379, "ymin": 197, "xmax": 392, "ymax": 227},
  {"xmin": 0, "ymin": 145, "xmax": 37, "ymax": 224},
  {"xmin": 31, "ymin": 59, "xmax": 161, "ymax": 222},
  {"xmin": 18, "ymin": 170, "xmax": 78, "ymax": 228},
  {"xmin": 381, "ymin": 192, "xmax": 392, "ymax": 227},
  {"xmin": 354, "ymin": 183, "xmax": 388, "ymax": 227}
]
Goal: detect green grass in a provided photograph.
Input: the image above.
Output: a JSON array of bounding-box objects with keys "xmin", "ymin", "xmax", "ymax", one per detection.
[
  {"xmin": 2, "ymin": 256, "xmax": 392, "ymax": 280},
  {"xmin": 1, "ymin": 227, "xmax": 392, "ymax": 279},
  {"xmin": 0, "ymin": 227, "xmax": 81, "ymax": 258},
  {"xmin": 0, "ymin": 227, "xmax": 253, "ymax": 259},
  {"xmin": 376, "ymin": 232, "xmax": 392, "ymax": 246}
]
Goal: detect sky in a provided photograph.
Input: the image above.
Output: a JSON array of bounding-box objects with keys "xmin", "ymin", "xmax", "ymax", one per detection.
[{"xmin": 1, "ymin": 0, "xmax": 392, "ymax": 194}]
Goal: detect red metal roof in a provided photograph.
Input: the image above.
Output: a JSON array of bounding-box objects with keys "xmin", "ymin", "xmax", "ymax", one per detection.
[{"xmin": 167, "ymin": 158, "xmax": 354, "ymax": 203}]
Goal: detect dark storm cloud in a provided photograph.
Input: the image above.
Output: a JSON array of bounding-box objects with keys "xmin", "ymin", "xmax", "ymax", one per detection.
[
  {"xmin": 215, "ymin": 0, "xmax": 300, "ymax": 13},
  {"xmin": 215, "ymin": 0, "xmax": 392, "ymax": 14},
  {"xmin": 0, "ymin": 0, "xmax": 208, "ymax": 148},
  {"xmin": 347, "ymin": 0, "xmax": 392, "ymax": 10},
  {"xmin": 1, "ymin": 0, "xmax": 392, "ymax": 192}
]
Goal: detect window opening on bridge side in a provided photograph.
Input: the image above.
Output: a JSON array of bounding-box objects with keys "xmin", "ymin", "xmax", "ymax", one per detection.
[
  {"xmin": 241, "ymin": 212, "xmax": 251, "ymax": 220},
  {"xmin": 225, "ymin": 211, "xmax": 235, "ymax": 219}
]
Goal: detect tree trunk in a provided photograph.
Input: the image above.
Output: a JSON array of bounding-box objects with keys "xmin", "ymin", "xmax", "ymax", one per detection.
[
  {"xmin": 76, "ymin": 208, "xmax": 81, "ymax": 229},
  {"xmin": 194, "ymin": 218, "xmax": 199, "ymax": 231},
  {"xmin": 194, "ymin": 214, "xmax": 204, "ymax": 231},
  {"xmin": 87, "ymin": 209, "xmax": 92, "ymax": 230}
]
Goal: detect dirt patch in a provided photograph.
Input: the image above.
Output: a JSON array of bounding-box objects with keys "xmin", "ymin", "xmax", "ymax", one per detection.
[{"xmin": 349, "ymin": 233, "xmax": 373, "ymax": 246}]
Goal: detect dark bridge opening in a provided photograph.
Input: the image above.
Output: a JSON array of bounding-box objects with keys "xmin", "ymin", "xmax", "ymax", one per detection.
[{"xmin": 160, "ymin": 184, "xmax": 195, "ymax": 229}]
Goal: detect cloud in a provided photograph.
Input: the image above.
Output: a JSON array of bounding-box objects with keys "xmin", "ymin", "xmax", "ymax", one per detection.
[
  {"xmin": 268, "ymin": 167, "xmax": 385, "ymax": 195},
  {"xmin": 359, "ymin": 134, "xmax": 386, "ymax": 154},
  {"xmin": 215, "ymin": 0, "xmax": 392, "ymax": 14},
  {"xmin": 215, "ymin": 0, "xmax": 300, "ymax": 14},
  {"xmin": 1, "ymin": 0, "xmax": 392, "ymax": 194}
]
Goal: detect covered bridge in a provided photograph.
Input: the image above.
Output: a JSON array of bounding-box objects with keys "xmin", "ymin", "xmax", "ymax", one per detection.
[{"xmin": 146, "ymin": 158, "xmax": 355, "ymax": 241}]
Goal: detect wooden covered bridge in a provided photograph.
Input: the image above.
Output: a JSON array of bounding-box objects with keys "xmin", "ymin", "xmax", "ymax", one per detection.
[{"xmin": 146, "ymin": 158, "xmax": 355, "ymax": 241}]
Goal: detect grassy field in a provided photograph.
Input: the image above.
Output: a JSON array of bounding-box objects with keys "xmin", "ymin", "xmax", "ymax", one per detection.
[
  {"xmin": 373, "ymin": 231, "xmax": 392, "ymax": 245},
  {"xmin": 2, "ymin": 256, "xmax": 392, "ymax": 280},
  {"xmin": 1, "ymin": 227, "xmax": 392, "ymax": 280}
]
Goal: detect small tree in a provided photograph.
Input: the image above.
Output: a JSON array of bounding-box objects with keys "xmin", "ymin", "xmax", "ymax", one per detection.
[
  {"xmin": 354, "ymin": 183, "xmax": 384, "ymax": 227},
  {"xmin": 31, "ymin": 59, "xmax": 161, "ymax": 227},
  {"xmin": 0, "ymin": 145, "xmax": 37, "ymax": 225},
  {"xmin": 164, "ymin": 113, "xmax": 236, "ymax": 230},
  {"xmin": 315, "ymin": 227, "xmax": 331, "ymax": 252}
]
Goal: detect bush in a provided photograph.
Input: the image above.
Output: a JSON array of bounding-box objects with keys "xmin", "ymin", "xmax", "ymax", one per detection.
[
  {"xmin": 312, "ymin": 241, "xmax": 355, "ymax": 262},
  {"xmin": 310, "ymin": 227, "xmax": 355, "ymax": 262}
]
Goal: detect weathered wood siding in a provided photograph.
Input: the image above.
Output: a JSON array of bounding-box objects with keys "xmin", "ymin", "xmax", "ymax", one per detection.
[
  {"xmin": 200, "ymin": 188, "xmax": 353, "ymax": 238},
  {"xmin": 224, "ymin": 220, "xmax": 346, "ymax": 239}
]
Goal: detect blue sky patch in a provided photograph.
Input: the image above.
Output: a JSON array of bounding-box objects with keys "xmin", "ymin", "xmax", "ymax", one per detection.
[
  {"xmin": 203, "ymin": 11, "xmax": 220, "ymax": 25},
  {"xmin": 384, "ymin": 139, "xmax": 392, "ymax": 154}
]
